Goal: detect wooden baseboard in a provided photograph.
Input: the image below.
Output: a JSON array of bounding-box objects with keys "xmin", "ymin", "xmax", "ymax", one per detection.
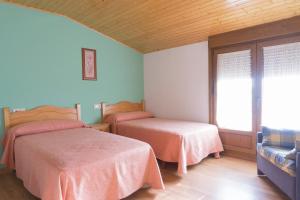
[
  {"xmin": 0, "ymin": 167, "xmax": 12, "ymax": 175},
  {"xmin": 222, "ymin": 149, "xmax": 256, "ymax": 161}
]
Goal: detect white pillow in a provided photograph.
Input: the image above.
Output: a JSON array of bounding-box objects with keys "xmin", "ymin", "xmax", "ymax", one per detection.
[{"xmin": 285, "ymin": 140, "xmax": 300, "ymax": 160}]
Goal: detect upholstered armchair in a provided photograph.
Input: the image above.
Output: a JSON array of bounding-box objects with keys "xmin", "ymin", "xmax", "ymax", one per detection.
[{"xmin": 257, "ymin": 128, "xmax": 300, "ymax": 200}]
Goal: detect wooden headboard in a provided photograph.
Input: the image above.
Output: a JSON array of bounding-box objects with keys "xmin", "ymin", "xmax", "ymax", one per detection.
[
  {"xmin": 101, "ymin": 100, "xmax": 144, "ymax": 122},
  {"xmin": 3, "ymin": 104, "xmax": 81, "ymax": 130}
]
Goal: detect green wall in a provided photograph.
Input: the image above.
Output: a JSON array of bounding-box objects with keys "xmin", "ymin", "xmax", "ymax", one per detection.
[{"xmin": 0, "ymin": 4, "xmax": 144, "ymax": 159}]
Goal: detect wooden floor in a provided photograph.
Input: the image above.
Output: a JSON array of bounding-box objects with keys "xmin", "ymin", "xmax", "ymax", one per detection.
[{"xmin": 0, "ymin": 156, "xmax": 289, "ymax": 200}]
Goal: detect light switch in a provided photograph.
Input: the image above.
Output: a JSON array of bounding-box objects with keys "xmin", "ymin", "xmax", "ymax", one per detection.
[{"xmin": 94, "ymin": 104, "xmax": 101, "ymax": 110}]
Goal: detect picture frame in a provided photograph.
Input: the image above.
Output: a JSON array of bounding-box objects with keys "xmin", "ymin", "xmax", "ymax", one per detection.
[{"xmin": 82, "ymin": 48, "xmax": 97, "ymax": 80}]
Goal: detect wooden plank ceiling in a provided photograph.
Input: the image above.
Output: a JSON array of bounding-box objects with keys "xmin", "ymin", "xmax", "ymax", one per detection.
[{"xmin": 5, "ymin": 0, "xmax": 300, "ymax": 53}]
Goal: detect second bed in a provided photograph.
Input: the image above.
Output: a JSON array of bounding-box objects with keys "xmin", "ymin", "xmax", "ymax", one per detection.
[{"xmin": 102, "ymin": 101, "xmax": 224, "ymax": 176}]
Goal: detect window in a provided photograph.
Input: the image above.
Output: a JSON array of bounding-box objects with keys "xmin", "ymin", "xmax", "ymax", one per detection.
[
  {"xmin": 209, "ymin": 18, "xmax": 300, "ymax": 153},
  {"xmin": 212, "ymin": 35, "xmax": 300, "ymax": 136},
  {"xmin": 216, "ymin": 49, "xmax": 253, "ymax": 131},
  {"xmin": 261, "ymin": 41, "xmax": 300, "ymax": 130}
]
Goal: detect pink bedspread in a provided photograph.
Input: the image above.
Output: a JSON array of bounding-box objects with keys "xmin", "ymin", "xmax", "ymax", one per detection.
[
  {"xmin": 115, "ymin": 118, "xmax": 224, "ymax": 175},
  {"xmin": 3, "ymin": 128, "xmax": 164, "ymax": 200}
]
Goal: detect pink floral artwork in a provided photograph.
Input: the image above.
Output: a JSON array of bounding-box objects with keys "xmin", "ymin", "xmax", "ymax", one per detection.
[{"xmin": 82, "ymin": 48, "xmax": 97, "ymax": 80}]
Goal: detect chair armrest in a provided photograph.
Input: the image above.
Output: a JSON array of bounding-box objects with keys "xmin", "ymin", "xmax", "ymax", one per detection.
[
  {"xmin": 297, "ymin": 152, "xmax": 300, "ymax": 200},
  {"xmin": 297, "ymin": 152, "xmax": 300, "ymax": 168},
  {"xmin": 257, "ymin": 132, "xmax": 263, "ymax": 144}
]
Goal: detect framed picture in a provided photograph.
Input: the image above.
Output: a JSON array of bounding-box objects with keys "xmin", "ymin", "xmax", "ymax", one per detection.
[{"xmin": 82, "ymin": 48, "xmax": 97, "ymax": 80}]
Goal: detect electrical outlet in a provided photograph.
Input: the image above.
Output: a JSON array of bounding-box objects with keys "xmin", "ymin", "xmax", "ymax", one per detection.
[
  {"xmin": 94, "ymin": 104, "xmax": 101, "ymax": 110},
  {"xmin": 13, "ymin": 108, "xmax": 26, "ymax": 112}
]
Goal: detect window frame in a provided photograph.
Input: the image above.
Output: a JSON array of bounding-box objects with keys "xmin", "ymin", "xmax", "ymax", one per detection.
[
  {"xmin": 208, "ymin": 17, "xmax": 300, "ymax": 157},
  {"xmin": 212, "ymin": 43, "xmax": 258, "ymax": 136},
  {"xmin": 256, "ymin": 34, "xmax": 300, "ymax": 131}
]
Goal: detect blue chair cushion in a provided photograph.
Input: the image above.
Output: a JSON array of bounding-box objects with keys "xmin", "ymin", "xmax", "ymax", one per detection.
[
  {"xmin": 257, "ymin": 143, "xmax": 296, "ymax": 176},
  {"xmin": 262, "ymin": 126, "xmax": 299, "ymax": 148}
]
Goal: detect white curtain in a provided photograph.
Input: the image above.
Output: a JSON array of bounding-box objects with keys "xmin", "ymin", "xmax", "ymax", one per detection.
[
  {"xmin": 216, "ymin": 50, "xmax": 252, "ymax": 131},
  {"xmin": 262, "ymin": 42, "xmax": 300, "ymax": 130}
]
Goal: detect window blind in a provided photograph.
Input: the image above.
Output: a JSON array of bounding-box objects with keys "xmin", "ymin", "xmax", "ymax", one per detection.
[
  {"xmin": 262, "ymin": 42, "xmax": 300, "ymax": 130},
  {"xmin": 216, "ymin": 50, "xmax": 252, "ymax": 131}
]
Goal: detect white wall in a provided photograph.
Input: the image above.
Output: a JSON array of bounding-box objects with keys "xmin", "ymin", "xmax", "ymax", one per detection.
[{"xmin": 144, "ymin": 41, "xmax": 209, "ymax": 123}]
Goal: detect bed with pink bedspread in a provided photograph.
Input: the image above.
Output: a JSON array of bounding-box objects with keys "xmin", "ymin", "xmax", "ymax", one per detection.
[
  {"xmin": 1, "ymin": 119, "xmax": 164, "ymax": 200},
  {"xmin": 105, "ymin": 112, "xmax": 224, "ymax": 176}
]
